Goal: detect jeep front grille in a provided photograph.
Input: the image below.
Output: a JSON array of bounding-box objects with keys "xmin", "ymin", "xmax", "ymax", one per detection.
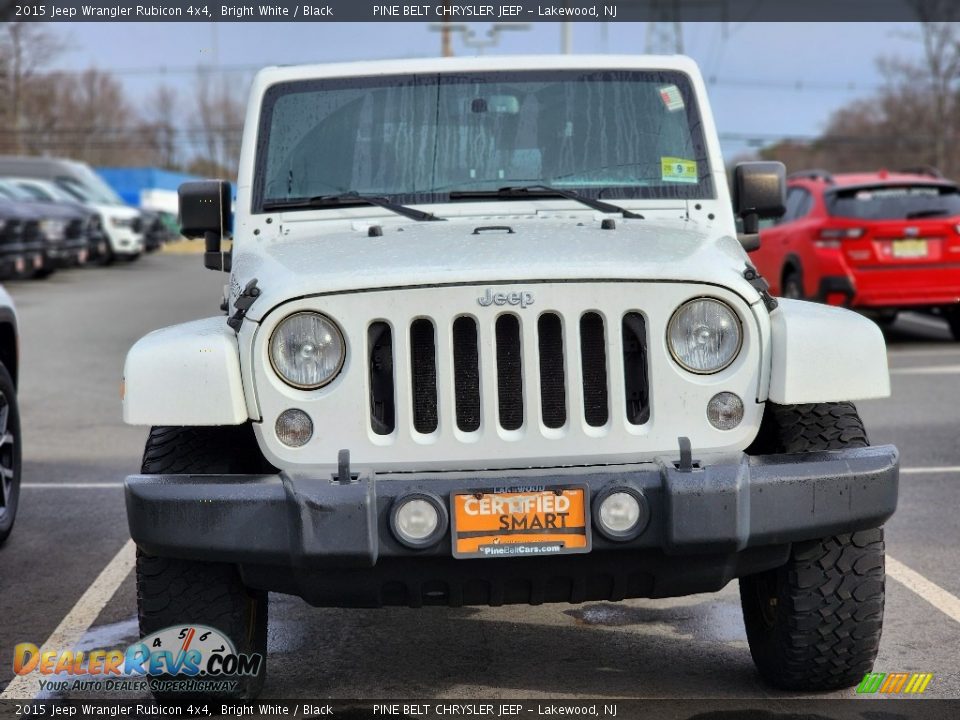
[
  {"xmin": 368, "ymin": 311, "xmax": 649, "ymax": 436},
  {"xmin": 410, "ymin": 319, "xmax": 438, "ymax": 434},
  {"xmin": 537, "ymin": 314, "xmax": 566, "ymax": 429},
  {"xmin": 452, "ymin": 317, "xmax": 481, "ymax": 432}
]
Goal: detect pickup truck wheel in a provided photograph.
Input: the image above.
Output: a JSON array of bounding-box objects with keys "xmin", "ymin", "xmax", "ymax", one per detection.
[
  {"xmin": 96, "ymin": 246, "xmax": 115, "ymax": 266},
  {"xmin": 740, "ymin": 403, "xmax": 885, "ymax": 690},
  {"xmin": 136, "ymin": 425, "xmax": 270, "ymax": 700},
  {"xmin": 0, "ymin": 364, "xmax": 22, "ymax": 544}
]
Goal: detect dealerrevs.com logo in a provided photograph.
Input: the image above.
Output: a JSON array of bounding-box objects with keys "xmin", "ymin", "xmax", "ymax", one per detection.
[
  {"xmin": 13, "ymin": 625, "xmax": 262, "ymax": 694},
  {"xmin": 856, "ymin": 672, "xmax": 934, "ymax": 695}
]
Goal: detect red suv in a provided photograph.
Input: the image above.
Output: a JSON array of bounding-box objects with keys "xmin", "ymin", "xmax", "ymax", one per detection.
[{"xmin": 751, "ymin": 168, "xmax": 960, "ymax": 337}]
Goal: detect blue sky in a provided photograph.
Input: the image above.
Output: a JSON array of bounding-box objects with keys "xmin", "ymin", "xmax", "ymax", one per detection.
[{"xmin": 51, "ymin": 22, "xmax": 924, "ymax": 158}]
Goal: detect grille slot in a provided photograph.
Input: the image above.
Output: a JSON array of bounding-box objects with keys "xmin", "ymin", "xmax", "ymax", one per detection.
[
  {"xmin": 580, "ymin": 312, "xmax": 609, "ymax": 427},
  {"xmin": 622, "ymin": 313, "xmax": 651, "ymax": 425},
  {"xmin": 537, "ymin": 313, "xmax": 566, "ymax": 428},
  {"xmin": 495, "ymin": 314, "xmax": 524, "ymax": 431},
  {"xmin": 452, "ymin": 316, "xmax": 481, "ymax": 432},
  {"xmin": 368, "ymin": 322, "xmax": 395, "ymax": 435},
  {"xmin": 410, "ymin": 319, "xmax": 438, "ymax": 434},
  {"xmin": 66, "ymin": 219, "xmax": 84, "ymax": 239}
]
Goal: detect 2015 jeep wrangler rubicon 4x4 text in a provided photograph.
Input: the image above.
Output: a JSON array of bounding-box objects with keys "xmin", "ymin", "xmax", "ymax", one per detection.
[{"xmin": 122, "ymin": 56, "xmax": 899, "ymax": 698}]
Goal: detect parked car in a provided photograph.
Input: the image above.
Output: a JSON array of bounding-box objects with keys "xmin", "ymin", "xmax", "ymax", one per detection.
[
  {"xmin": 0, "ymin": 208, "xmax": 29, "ymax": 280},
  {"xmin": 122, "ymin": 55, "xmax": 898, "ymax": 699},
  {"xmin": 0, "ymin": 180, "xmax": 90, "ymax": 271},
  {"xmin": 5, "ymin": 177, "xmax": 111, "ymax": 264},
  {"xmin": 140, "ymin": 209, "xmax": 172, "ymax": 252},
  {"xmin": 0, "ymin": 157, "xmax": 144, "ymax": 264},
  {"xmin": 0, "ymin": 197, "xmax": 60, "ymax": 280},
  {"xmin": 0, "ymin": 285, "xmax": 20, "ymax": 543},
  {"xmin": 750, "ymin": 168, "xmax": 960, "ymax": 336}
]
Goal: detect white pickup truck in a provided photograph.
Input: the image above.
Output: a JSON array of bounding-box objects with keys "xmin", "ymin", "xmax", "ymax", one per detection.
[{"xmin": 122, "ymin": 55, "xmax": 899, "ymax": 698}]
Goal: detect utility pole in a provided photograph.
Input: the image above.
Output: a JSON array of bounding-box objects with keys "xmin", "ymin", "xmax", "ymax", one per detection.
[
  {"xmin": 644, "ymin": 0, "xmax": 683, "ymax": 54},
  {"xmin": 429, "ymin": 23, "xmax": 531, "ymax": 56},
  {"xmin": 441, "ymin": 0, "xmax": 453, "ymax": 56},
  {"xmin": 561, "ymin": 22, "xmax": 572, "ymax": 54}
]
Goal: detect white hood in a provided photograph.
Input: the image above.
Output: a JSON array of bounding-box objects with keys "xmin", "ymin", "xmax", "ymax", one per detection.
[{"xmin": 233, "ymin": 216, "xmax": 761, "ymax": 322}]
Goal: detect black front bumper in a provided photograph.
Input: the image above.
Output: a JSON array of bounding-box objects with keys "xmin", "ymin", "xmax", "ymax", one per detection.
[{"xmin": 125, "ymin": 445, "xmax": 898, "ymax": 607}]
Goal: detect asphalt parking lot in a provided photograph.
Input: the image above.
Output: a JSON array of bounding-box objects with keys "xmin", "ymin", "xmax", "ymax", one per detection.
[{"xmin": 1, "ymin": 252, "xmax": 959, "ymax": 701}]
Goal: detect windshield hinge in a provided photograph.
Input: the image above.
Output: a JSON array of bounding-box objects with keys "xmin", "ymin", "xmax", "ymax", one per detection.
[
  {"xmin": 743, "ymin": 263, "xmax": 778, "ymax": 312},
  {"xmin": 227, "ymin": 278, "xmax": 261, "ymax": 332}
]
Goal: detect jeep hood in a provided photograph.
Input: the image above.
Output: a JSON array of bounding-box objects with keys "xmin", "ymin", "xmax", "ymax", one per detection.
[{"xmin": 234, "ymin": 218, "xmax": 761, "ymax": 322}]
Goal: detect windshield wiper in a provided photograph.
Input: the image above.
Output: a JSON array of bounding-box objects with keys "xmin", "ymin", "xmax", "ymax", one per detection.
[
  {"xmin": 448, "ymin": 185, "xmax": 644, "ymax": 219},
  {"xmin": 905, "ymin": 208, "xmax": 950, "ymax": 219},
  {"xmin": 262, "ymin": 192, "xmax": 444, "ymax": 222}
]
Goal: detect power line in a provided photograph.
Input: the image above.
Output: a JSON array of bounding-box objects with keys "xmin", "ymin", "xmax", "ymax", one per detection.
[{"xmin": 43, "ymin": 61, "xmax": 891, "ymax": 94}]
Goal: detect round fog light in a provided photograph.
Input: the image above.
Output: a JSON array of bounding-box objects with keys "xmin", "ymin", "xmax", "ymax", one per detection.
[
  {"xmin": 707, "ymin": 392, "xmax": 744, "ymax": 430},
  {"xmin": 594, "ymin": 487, "xmax": 647, "ymax": 541},
  {"xmin": 391, "ymin": 494, "xmax": 446, "ymax": 549},
  {"xmin": 276, "ymin": 408, "xmax": 313, "ymax": 447}
]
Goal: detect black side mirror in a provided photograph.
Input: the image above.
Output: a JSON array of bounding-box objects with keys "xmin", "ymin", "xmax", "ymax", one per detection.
[
  {"xmin": 732, "ymin": 162, "xmax": 786, "ymax": 251},
  {"xmin": 179, "ymin": 180, "xmax": 232, "ymax": 271}
]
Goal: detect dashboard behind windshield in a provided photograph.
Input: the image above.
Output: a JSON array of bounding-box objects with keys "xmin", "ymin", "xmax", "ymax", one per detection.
[{"xmin": 254, "ymin": 69, "xmax": 714, "ymax": 212}]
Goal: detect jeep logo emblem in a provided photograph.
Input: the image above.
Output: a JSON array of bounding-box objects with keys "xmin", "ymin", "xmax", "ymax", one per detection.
[{"xmin": 478, "ymin": 288, "xmax": 535, "ymax": 308}]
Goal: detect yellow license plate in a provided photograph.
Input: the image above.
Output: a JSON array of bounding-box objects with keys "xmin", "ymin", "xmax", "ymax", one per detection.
[
  {"xmin": 892, "ymin": 239, "xmax": 928, "ymax": 258},
  {"xmin": 451, "ymin": 487, "xmax": 590, "ymax": 559}
]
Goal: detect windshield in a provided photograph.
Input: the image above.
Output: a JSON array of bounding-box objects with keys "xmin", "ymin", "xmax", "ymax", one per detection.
[
  {"xmin": 57, "ymin": 178, "xmax": 98, "ymax": 203},
  {"xmin": 0, "ymin": 180, "xmax": 34, "ymax": 201},
  {"xmin": 254, "ymin": 70, "xmax": 713, "ymax": 212},
  {"xmin": 828, "ymin": 184, "xmax": 960, "ymax": 220}
]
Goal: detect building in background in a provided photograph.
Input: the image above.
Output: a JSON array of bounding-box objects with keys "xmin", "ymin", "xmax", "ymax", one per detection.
[{"xmin": 97, "ymin": 166, "xmax": 201, "ymax": 221}]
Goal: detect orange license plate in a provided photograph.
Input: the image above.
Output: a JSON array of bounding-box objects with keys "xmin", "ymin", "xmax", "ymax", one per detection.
[{"xmin": 451, "ymin": 487, "xmax": 590, "ymax": 559}]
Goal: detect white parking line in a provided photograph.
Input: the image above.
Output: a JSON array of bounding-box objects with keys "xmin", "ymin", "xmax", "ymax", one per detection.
[
  {"xmin": 22, "ymin": 483, "xmax": 123, "ymax": 489},
  {"xmin": 888, "ymin": 348, "xmax": 960, "ymax": 357},
  {"xmin": 0, "ymin": 540, "xmax": 136, "ymax": 700},
  {"xmin": 890, "ymin": 364, "xmax": 960, "ymax": 375},
  {"xmin": 900, "ymin": 466, "xmax": 960, "ymax": 475},
  {"xmin": 887, "ymin": 556, "xmax": 960, "ymax": 626}
]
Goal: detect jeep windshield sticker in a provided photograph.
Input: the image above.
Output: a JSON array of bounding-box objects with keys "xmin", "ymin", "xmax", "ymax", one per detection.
[
  {"xmin": 658, "ymin": 84, "xmax": 685, "ymax": 112},
  {"xmin": 661, "ymin": 157, "xmax": 698, "ymax": 184}
]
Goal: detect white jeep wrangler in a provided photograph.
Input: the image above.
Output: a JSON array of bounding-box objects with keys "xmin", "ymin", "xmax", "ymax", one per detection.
[{"xmin": 123, "ymin": 55, "xmax": 899, "ymax": 698}]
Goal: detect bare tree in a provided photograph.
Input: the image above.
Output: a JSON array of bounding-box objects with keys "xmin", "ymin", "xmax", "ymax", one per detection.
[
  {"xmin": 140, "ymin": 84, "xmax": 181, "ymax": 169},
  {"xmin": 0, "ymin": 23, "xmax": 66, "ymax": 154},
  {"xmin": 763, "ymin": 15, "xmax": 960, "ymax": 178},
  {"xmin": 188, "ymin": 69, "xmax": 245, "ymax": 178}
]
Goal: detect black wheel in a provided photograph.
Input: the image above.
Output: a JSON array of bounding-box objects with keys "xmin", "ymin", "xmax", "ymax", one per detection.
[
  {"xmin": 32, "ymin": 257, "xmax": 55, "ymax": 280},
  {"xmin": 740, "ymin": 402, "xmax": 885, "ymax": 690},
  {"xmin": 781, "ymin": 270, "xmax": 803, "ymax": 300},
  {"xmin": 0, "ymin": 364, "xmax": 21, "ymax": 545},
  {"xmin": 96, "ymin": 244, "xmax": 115, "ymax": 266},
  {"xmin": 873, "ymin": 312, "xmax": 898, "ymax": 329},
  {"xmin": 136, "ymin": 424, "xmax": 272, "ymax": 699},
  {"xmin": 946, "ymin": 308, "xmax": 960, "ymax": 341}
]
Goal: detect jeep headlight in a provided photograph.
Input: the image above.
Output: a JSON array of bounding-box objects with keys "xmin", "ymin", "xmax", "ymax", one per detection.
[
  {"xmin": 269, "ymin": 312, "xmax": 346, "ymax": 389},
  {"xmin": 667, "ymin": 298, "xmax": 742, "ymax": 374}
]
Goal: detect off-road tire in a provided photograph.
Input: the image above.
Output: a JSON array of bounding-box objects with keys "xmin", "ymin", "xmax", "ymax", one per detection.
[
  {"xmin": 136, "ymin": 424, "xmax": 272, "ymax": 700},
  {"xmin": 141, "ymin": 424, "xmax": 276, "ymax": 476},
  {"xmin": 0, "ymin": 363, "xmax": 22, "ymax": 544},
  {"xmin": 740, "ymin": 402, "xmax": 885, "ymax": 691}
]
